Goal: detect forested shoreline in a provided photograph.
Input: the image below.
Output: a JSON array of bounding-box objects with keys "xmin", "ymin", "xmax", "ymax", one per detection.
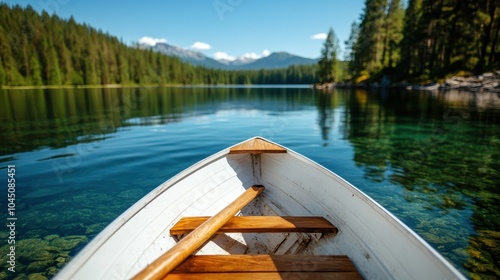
[
  {"xmin": 344, "ymin": 0, "xmax": 499, "ymax": 83},
  {"xmin": 1, "ymin": 1, "xmax": 498, "ymax": 88},
  {"xmin": 0, "ymin": 4, "xmax": 316, "ymax": 87}
]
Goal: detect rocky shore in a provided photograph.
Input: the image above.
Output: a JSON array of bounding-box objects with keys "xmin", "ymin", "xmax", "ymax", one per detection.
[
  {"xmin": 320, "ymin": 71, "xmax": 500, "ymax": 92},
  {"xmin": 439, "ymin": 72, "xmax": 500, "ymax": 92}
]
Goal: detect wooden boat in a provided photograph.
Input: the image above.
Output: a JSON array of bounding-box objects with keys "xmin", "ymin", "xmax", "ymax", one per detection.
[{"xmin": 56, "ymin": 137, "xmax": 466, "ymax": 280}]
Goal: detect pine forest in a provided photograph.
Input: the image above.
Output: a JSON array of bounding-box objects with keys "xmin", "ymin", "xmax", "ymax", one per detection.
[{"xmin": 0, "ymin": 1, "xmax": 498, "ymax": 87}]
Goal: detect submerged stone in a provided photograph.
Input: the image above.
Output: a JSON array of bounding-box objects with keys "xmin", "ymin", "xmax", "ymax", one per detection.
[
  {"xmin": 45, "ymin": 267, "xmax": 59, "ymax": 277},
  {"xmin": 49, "ymin": 235, "xmax": 88, "ymax": 251},
  {"xmin": 55, "ymin": 256, "xmax": 67, "ymax": 268},
  {"xmin": 85, "ymin": 223, "xmax": 108, "ymax": 235},
  {"xmin": 15, "ymin": 239, "xmax": 56, "ymax": 262},
  {"xmin": 27, "ymin": 260, "xmax": 54, "ymax": 273},
  {"xmin": 12, "ymin": 274, "xmax": 28, "ymax": 280},
  {"xmin": 44, "ymin": 234, "xmax": 59, "ymax": 242},
  {"xmin": 28, "ymin": 273, "xmax": 48, "ymax": 280}
]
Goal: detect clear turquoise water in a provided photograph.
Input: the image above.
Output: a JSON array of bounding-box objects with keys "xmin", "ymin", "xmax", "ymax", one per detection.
[{"xmin": 0, "ymin": 86, "xmax": 499, "ymax": 279}]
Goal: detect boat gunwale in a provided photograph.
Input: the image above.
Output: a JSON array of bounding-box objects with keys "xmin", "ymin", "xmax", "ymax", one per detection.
[
  {"xmin": 55, "ymin": 136, "xmax": 466, "ymax": 279},
  {"xmin": 54, "ymin": 138, "xmax": 245, "ymax": 279},
  {"xmin": 279, "ymin": 147, "xmax": 466, "ymax": 279}
]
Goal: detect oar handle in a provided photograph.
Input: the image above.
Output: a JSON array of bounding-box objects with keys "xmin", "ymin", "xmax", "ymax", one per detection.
[{"xmin": 132, "ymin": 185, "xmax": 265, "ymax": 280}]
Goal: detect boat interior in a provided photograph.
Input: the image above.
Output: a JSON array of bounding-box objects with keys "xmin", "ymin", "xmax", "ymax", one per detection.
[
  {"xmin": 138, "ymin": 186, "xmax": 363, "ymax": 279},
  {"xmin": 132, "ymin": 138, "xmax": 364, "ymax": 279}
]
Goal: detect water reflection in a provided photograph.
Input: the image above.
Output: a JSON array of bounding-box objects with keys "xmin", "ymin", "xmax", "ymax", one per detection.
[
  {"xmin": 0, "ymin": 87, "xmax": 499, "ymax": 278},
  {"xmin": 315, "ymin": 89, "xmax": 500, "ymax": 278},
  {"xmin": 0, "ymin": 87, "xmax": 316, "ymax": 156}
]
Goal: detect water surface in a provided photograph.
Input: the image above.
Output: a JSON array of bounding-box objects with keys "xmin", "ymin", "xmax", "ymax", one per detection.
[{"xmin": 0, "ymin": 86, "xmax": 499, "ymax": 279}]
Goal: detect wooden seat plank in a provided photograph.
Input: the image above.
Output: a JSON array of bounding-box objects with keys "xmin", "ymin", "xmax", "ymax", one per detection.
[
  {"xmin": 173, "ymin": 255, "xmax": 357, "ymax": 273},
  {"xmin": 229, "ymin": 138, "xmax": 287, "ymax": 154},
  {"xmin": 169, "ymin": 255, "xmax": 362, "ymax": 280},
  {"xmin": 170, "ymin": 216, "xmax": 338, "ymax": 236},
  {"xmin": 165, "ymin": 272, "xmax": 363, "ymax": 280},
  {"xmin": 131, "ymin": 185, "xmax": 265, "ymax": 280}
]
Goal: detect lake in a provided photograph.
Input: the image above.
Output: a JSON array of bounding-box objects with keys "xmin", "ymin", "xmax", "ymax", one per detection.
[{"xmin": 0, "ymin": 86, "xmax": 499, "ymax": 279}]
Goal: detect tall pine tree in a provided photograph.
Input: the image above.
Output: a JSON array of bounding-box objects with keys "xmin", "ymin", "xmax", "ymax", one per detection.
[
  {"xmin": 400, "ymin": 0, "xmax": 423, "ymax": 80},
  {"xmin": 382, "ymin": 0, "xmax": 404, "ymax": 71},
  {"xmin": 344, "ymin": 21, "xmax": 359, "ymax": 80},
  {"xmin": 29, "ymin": 53, "xmax": 43, "ymax": 85},
  {"xmin": 355, "ymin": 0, "xmax": 388, "ymax": 75},
  {"xmin": 317, "ymin": 27, "xmax": 340, "ymax": 83}
]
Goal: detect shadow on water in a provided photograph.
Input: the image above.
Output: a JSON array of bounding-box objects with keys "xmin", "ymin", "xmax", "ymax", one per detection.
[{"xmin": 315, "ymin": 88, "xmax": 500, "ymax": 278}]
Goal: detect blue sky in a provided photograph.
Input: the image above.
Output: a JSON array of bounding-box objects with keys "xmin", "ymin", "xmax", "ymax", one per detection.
[{"xmin": 4, "ymin": 0, "xmax": 365, "ymax": 60}]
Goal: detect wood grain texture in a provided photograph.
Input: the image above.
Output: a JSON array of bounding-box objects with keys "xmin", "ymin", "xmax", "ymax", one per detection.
[
  {"xmin": 170, "ymin": 216, "xmax": 338, "ymax": 235},
  {"xmin": 229, "ymin": 138, "xmax": 287, "ymax": 154},
  {"xmin": 168, "ymin": 255, "xmax": 362, "ymax": 280},
  {"xmin": 165, "ymin": 272, "xmax": 363, "ymax": 280},
  {"xmin": 173, "ymin": 255, "xmax": 357, "ymax": 273},
  {"xmin": 131, "ymin": 185, "xmax": 265, "ymax": 280}
]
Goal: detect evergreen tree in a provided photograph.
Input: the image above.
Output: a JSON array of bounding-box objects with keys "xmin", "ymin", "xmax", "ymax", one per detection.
[
  {"xmin": 0, "ymin": 58, "xmax": 6, "ymax": 85},
  {"xmin": 0, "ymin": 3, "xmax": 318, "ymax": 86},
  {"xmin": 317, "ymin": 27, "xmax": 340, "ymax": 83},
  {"xmin": 117, "ymin": 53, "xmax": 130, "ymax": 84},
  {"xmin": 399, "ymin": 0, "xmax": 423, "ymax": 79},
  {"xmin": 344, "ymin": 21, "xmax": 359, "ymax": 80},
  {"xmin": 84, "ymin": 55, "xmax": 98, "ymax": 85},
  {"xmin": 355, "ymin": 0, "xmax": 388, "ymax": 75},
  {"xmin": 58, "ymin": 44, "xmax": 73, "ymax": 84},
  {"xmin": 29, "ymin": 53, "xmax": 43, "ymax": 85},
  {"xmin": 382, "ymin": 0, "xmax": 404, "ymax": 71},
  {"xmin": 99, "ymin": 51, "xmax": 110, "ymax": 85},
  {"xmin": 43, "ymin": 42, "xmax": 62, "ymax": 85}
]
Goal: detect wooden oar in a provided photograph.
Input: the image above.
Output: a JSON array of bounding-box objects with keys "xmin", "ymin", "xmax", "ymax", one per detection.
[{"xmin": 132, "ymin": 185, "xmax": 265, "ymax": 280}]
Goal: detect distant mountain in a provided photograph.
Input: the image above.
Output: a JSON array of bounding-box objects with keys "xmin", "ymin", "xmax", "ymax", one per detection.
[
  {"xmin": 142, "ymin": 43, "xmax": 227, "ymax": 69},
  {"xmin": 0, "ymin": 4, "xmax": 318, "ymax": 87},
  {"xmin": 236, "ymin": 52, "xmax": 317, "ymax": 70},
  {"xmin": 142, "ymin": 43, "xmax": 316, "ymax": 70},
  {"xmin": 217, "ymin": 56, "xmax": 258, "ymax": 67}
]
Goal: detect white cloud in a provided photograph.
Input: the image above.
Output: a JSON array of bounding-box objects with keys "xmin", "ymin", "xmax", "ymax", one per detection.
[
  {"xmin": 311, "ymin": 33, "xmax": 327, "ymax": 40},
  {"xmin": 139, "ymin": 36, "xmax": 167, "ymax": 46},
  {"xmin": 240, "ymin": 49, "xmax": 271, "ymax": 60},
  {"xmin": 214, "ymin": 49, "xmax": 271, "ymax": 61},
  {"xmin": 190, "ymin": 41, "xmax": 212, "ymax": 50},
  {"xmin": 214, "ymin": 51, "xmax": 236, "ymax": 61}
]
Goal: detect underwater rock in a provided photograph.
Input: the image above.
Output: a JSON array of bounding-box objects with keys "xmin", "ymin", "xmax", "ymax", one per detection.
[
  {"xmin": 55, "ymin": 256, "xmax": 67, "ymax": 268},
  {"xmin": 0, "ymin": 234, "xmax": 88, "ymax": 276},
  {"xmin": 43, "ymin": 234, "xmax": 59, "ymax": 242},
  {"xmin": 57, "ymin": 223, "xmax": 87, "ymax": 235},
  {"xmin": 27, "ymin": 260, "xmax": 54, "ymax": 273},
  {"xmin": 0, "ymin": 231, "xmax": 9, "ymax": 240},
  {"xmin": 15, "ymin": 239, "xmax": 55, "ymax": 262},
  {"xmin": 419, "ymin": 231, "xmax": 457, "ymax": 245},
  {"xmin": 49, "ymin": 235, "xmax": 88, "ymax": 251},
  {"xmin": 12, "ymin": 273, "xmax": 28, "ymax": 280},
  {"xmin": 85, "ymin": 223, "xmax": 108, "ymax": 235},
  {"xmin": 24, "ymin": 229, "xmax": 50, "ymax": 239},
  {"xmin": 118, "ymin": 188, "xmax": 144, "ymax": 200},
  {"xmin": 45, "ymin": 267, "xmax": 59, "ymax": 277},
  {"xmin": 28, "ymin": 273, "xmax": 48, "ymax": 280}
]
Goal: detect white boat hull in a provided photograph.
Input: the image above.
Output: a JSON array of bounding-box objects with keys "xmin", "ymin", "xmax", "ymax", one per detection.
[{"xmin": 56, "ymin": 137, "xmax": 465, "ymax": 280}]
